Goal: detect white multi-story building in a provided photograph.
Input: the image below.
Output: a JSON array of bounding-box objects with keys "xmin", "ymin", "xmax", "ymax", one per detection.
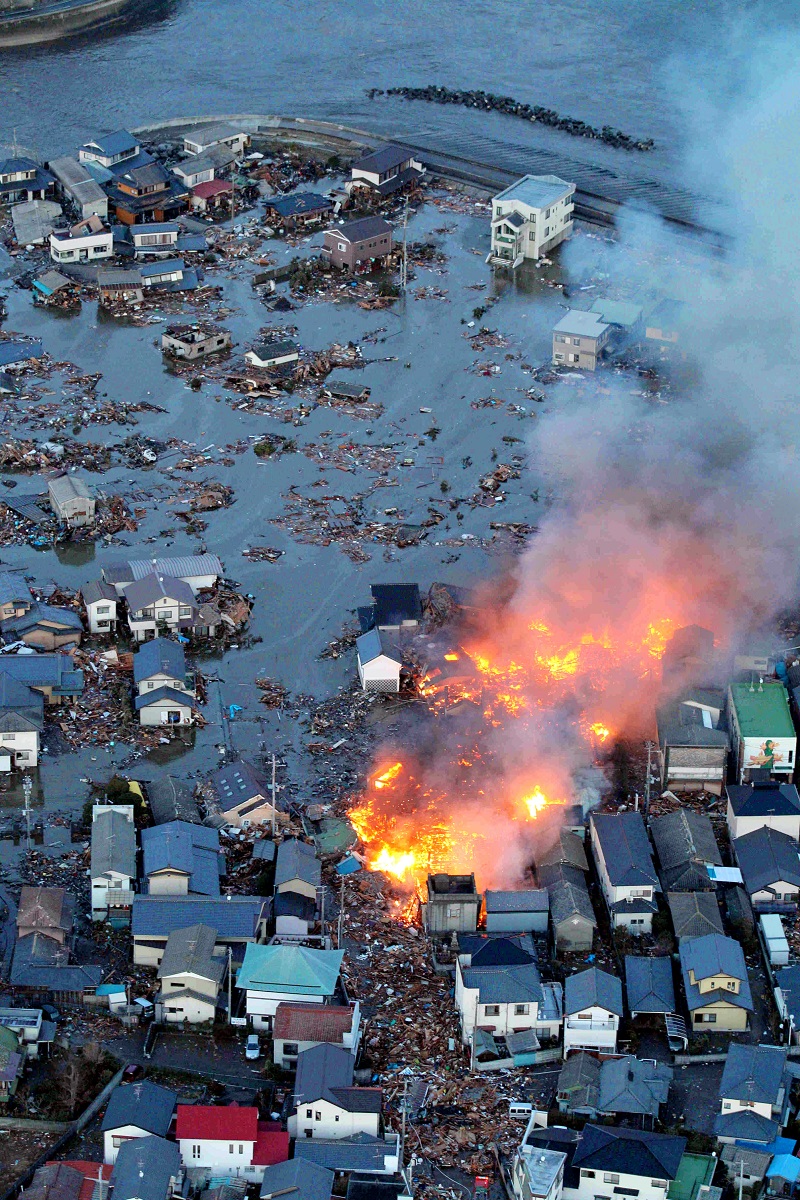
[
  {"xmin": 566, "ymin": 1125, "xmax": 687, "ymax": 1200},
  {"xmin": 288, "ymin": 1044, "xmax": 381, "ymax": 1141},
  {"xmin": 511, "ymin": 1136, "xmax": 565, "ymax": 1200},
  {"xmin": 590, "ymin": 811, "xmax": 658, "ymax": 934},
  {"xmin": 49, "ymin": 215, "xmax": 113, "ymax": 264},
  {"xmin": 90, "ymin": 805, "xmax": 136, "ymax": 923},
  {"xmin": 563, "ymin": 967, "xmax": 623, "ymax": 1057},
  {"xmin": 489, "ymin": 174, "xmax": 575, "ymax": 267},
  {"xmin": 175, "ymin": 1104, "xmax": 287, "ymax": 1180},
  {"xmin": 455, "ymin": 958, "xmax": 562, "ymax": 1047}
]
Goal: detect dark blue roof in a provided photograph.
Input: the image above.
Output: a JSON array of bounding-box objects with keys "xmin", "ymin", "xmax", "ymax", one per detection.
[
  {"xmin": 294, "ymin": 1133, "xmax": 398, "ymax": 1174},
  {"xmin": 132, "ymin": 896, "xmax": 265, "ymax": 938},
  {"xmin": 0, "ymin": 653, "xmax": 83, "ymax": 694},
  {"xmin": 266, "ymin": 192, "xmax": 333, "ymax": 218},
  {"xmin": 573, "ymin": 1124, "xmax": 686, "ymax": 1179},
  {"xmin": 0, "ymin": 341, "xmax": 43, "ymax": 367},
  {"xmin": 83, "ymin": 130, "xmax": 138, "ymax": 157},
  {"xmin": 111, "ymin": 1135, "xmax": 180, "ymax": 1200},
  {"xmin": 133, "ymin": 637, "xmax": 186, "ymax": 683},
  {"xmin": 101, "ymin": 1080, "xmax": 177, "ymax": 1134}
]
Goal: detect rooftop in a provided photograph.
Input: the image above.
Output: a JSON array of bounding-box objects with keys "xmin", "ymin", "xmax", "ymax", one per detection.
[
  {"xmin": 727, "ymin": 781, "xmax": 800, "ymax": 817},
  {"xmin": 82, "ymin": 131, "xmax": 138, "ymax": 157},
  {"xmin": 91, "ymin": 808, "xmax": 136, "ymax": 880},
  {"xmin": 553, "ymin": 309, "xmax": 610, "ymax": 338},
  {"xmin": 131, "ymin": 896, "xmax": 265, "ymax": 939},
  {"xmin": 123, "ymin": 572, "xmax": 195, "ymax": 613},
  {"xmin": 237, "ymin": 944, "xmax": 343, "ymax": 996},
  {"xmin": 624, "ymin": 955, "xmax": 676, "ymax": 1014},
  {"xmin": 110, "ymin": 1135, "xmax": 180, "ymax": 1200},
  {"xmin": 273, "ymin": 1002, "xmax": 356, "ymax": 1044},
  {"xmin": 328, "ymin": 216, "xmax": 392, "ymax": 242},
  {"xmin": 461, "ymin": 962, "xmax": 543, "ymax": 1005},
  {"xmin": 101, "ymin": 1080, "xmax": 176, "ymax": 1135},
  {"xmin": 275, "ymin": 838, "xmax": 321, "ymax": 888},
  {"xmin": 133, "ymin": 637, "xmax": 186, "ymax": 683},
  {"xmin": 667, "ymin": 891, "xmax": 724, "ymax": 939},
  {"xmin": 729, "ymin": 680, "xmax": 795, "ymax": 738},
  {"xmin": 573, "ymin": 1124, "xmax": 686, "ymax": 1181},
  {"xmin": 734, "ymin": 825, "xmax": 800, "ymax": 893},
  {"xmin": 352, "ymin": 144, "xmax": 415, "ymax": 174},
  {"xmin": 719, "ymin": 1042, "xmax": 788, "ymax": 1106},
  {"xmin": 176, "ymin": 1103, "xmax": 257, "ymax": 1141},
  {"xmin": 157, "ymin": 923, "xmax": 225, "ymax": 984},
  {"xmin": 591, "ymin": 811, "xmax": 658, "ymax": 888},
  {"xmin": 565, "ymin": 966, "xmax": 623, "ymax": 1016},
  {"xmin": 494, "ymin": 173, "xmax": 573, "ymax": 210},
  {"xmin": 260, "ymin": 1159, "xmax": 334, "ymax": 1200},
  {"xmin": 141, "ymin": 820, "xmax": 221, "ymax": 897},
  {"xmin": 484, "ymin": 889, "xmax": 549, "ymax": 914}
]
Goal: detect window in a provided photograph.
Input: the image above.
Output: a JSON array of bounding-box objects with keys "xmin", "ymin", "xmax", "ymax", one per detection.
[
  {"xmin": 284, "ymin": 1042, "xmax": 299, "ymax": 1056},
  {"xmin": 484, "ymin": 1005, "xmax": 500, "ymax": 1016},
  {"xmin": 495, "ymin": 207, "xmax": 501, "ymax": 217},
  {"xmin": 581, "ymin": 1171, "xmax": 595, "ymax": 1179},
  {"xmin": 514, "ymin": 1004, "xmax": 529, "ymax": 1016},
  {"xmin": 229, "ymin": 1145, "xmax": 233, "ymax": 1154},
  {"xmin": 161, "ymin": 610, "xmax": 173, "ymax": 620},
  {"xmin": 147, "ymin": 681, "xmax": 154, "ymax": 689},
  {"xmin": 179, "ymin": 607, "xmax": 192, "ymax": 617},
  {"xmin": 192, "ymin": 1145, "xmax": 200, "ymax": 1159},
  {"xmin": 306, "ymin": 1109, "xmax": 312, "ymax": 1118},
  {"xmin": 335, "ymin": 1115, "xmax": 340, "ymax": 1122},
  {"xmin": 651, "ymin": 1183, "xmax": 667, "ymax": 1190},
  {"xmin": 1, "ymin": 734, "xmax": 14, "ymax": 742},
  {"xmin": 604, "ymin": 1175, "xmax": 620, "ymax": 1185},
  {"xmin": 545, "ymin": 209, "xmax": 551, "ymax": 218},
  {"xmin": 447, "ymin": 904, "xmax": 460, "ymax": 918},
  {"xmin": 239, "ymin": 1145, "xmax": 244, "ymax": 1154},
  {"xmin": 544, "ymin": 227, "xmax": 550, "ymax": 237},
  {"xmin": 722, "ymin": 1101, "xmax": 731, "ymax": 1110},
  {"xmin": 315, "ymin": 1112, "xmax": 321, "ymax": 1121},
  {"xmin": 572, "ymin": 338, "xmax": 581, "ymax": 347},
  {"xmin": 16, "ymin": 752, "xmax": 29, "ymax": 761},
  {"xmin": 555, "ymin": 334, "xmax": 566, "ymax": 343},
  {"xmin": 726, "ymin": 980, "xmax": 736, "ymax": 990},
  {"xmin": 529, "ymin": 231, "xmax": 536, "ymax": 241},
  {"xmin": 97, "ymin": 605, "xmax": 110, "ymax": 614}
]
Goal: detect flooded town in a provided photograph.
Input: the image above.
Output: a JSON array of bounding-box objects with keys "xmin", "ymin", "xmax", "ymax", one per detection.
[{"xmin": 2, "ymin": 13, "xmax": 800, "ymax": 1200}]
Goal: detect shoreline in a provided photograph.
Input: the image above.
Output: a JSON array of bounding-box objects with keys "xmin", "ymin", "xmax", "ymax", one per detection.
[{"xmin": 0, "ymin": 0, "xmax": 135, "ymax": 46}]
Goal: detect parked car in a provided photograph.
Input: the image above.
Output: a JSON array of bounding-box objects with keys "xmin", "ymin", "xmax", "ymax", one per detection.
[{"xmin": 245, "ymin": 1034, "xmax": 260, "ymax": 1060}]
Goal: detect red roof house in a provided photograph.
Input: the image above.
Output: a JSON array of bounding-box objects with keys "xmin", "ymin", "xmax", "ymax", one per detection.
[{"xmin": 175, "ymin": 1104, "xmax": 288, "ymax": 1178}]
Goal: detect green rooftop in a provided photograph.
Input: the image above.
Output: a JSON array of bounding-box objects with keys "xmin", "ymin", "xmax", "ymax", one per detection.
[
  {"xmin": 668, "ymin": 1153, "xmax": 717, "ymax": 1200},
  {"xmin": 236, "ymin": 943, "xmax": 344, "ymax": 996},
  {"xmin": 730, "ymin": 681, "xmax": 795, "ymax": 738}
]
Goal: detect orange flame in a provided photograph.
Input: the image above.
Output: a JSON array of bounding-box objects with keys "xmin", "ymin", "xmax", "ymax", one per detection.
[
  {"xmin": 373, "ymin": 762, "xmax": 403, "ymax": 789},
  {"xmin": 522, "ymin": 787, "xmax": 549, "ymax": 817}
]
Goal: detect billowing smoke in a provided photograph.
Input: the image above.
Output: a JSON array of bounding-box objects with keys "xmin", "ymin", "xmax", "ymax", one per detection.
[{"xmin": 351, "ymin": 37, "xmax": 800, "ymax": 890}]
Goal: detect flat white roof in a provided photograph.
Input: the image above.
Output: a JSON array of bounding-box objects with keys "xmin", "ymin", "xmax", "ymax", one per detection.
[
  {"xmin": 553, "ymin": 309, "xmax": 609, "ymax": 338},
  {"xmin": 494, "ymin": 173, "xmax": 573, "ymax": 211}
]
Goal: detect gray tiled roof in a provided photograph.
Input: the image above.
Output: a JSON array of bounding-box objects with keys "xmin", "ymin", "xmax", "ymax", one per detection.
[
  {"xmin": 547, "ymin": 878, "xmax": 596, "ymax": 927},
  {"xmin": 81, "ymin": 579, "xmax": 117, "ymax": 606},
  {"xmin": 10, "ymin": 932, "xmax": 103, "ymax": 993},
  {"xmin": 110, "ymin": 1135, "xmax": 180, "ymax": 1200},
  {"xmin": 734, "ymin": 826, "xmax": 800, "ymax": 894},
  {"xmin": 48, "ymin": 475, "xmax": 91, "ymax": 505},
  {"xmin": 597, "ymin": 1055, "xmax": 672, "ymax": 1117},
  {"xmin": 275, "ymin": 839, "xmax": 321, "ymax": 889},
  {"xmin": 123, "ymin": 573, "xmax": 195, "ymax": 613},
  {"xmin": 625, "ymin": 955, "xmax": 675, "ymax": 1014},
  {"xmin": 352, "ymin": 145, "xmax": 414, "ymax": 175},
  {"xmin": 591, "ymin": 811, "xmax": 658, "ymax": 888},
  {"xmin": 667, "ymin": 891, "xmax": 724, "ymax": 939},
  {"xmin": 133, "ymin": 637, "xmax": 186, "ymax": 683},
  {"xmin": 719, "ymin": 1043, "xmax": 788, "ymax": 1106},
  {"xmin": 650, "ymin": 810, "xmax": 722, "ymax": 892},
  {"xmin": 557, "ymin": 1050, "xmax": 600, "ymax": 1112},
  {"xmin": 128, "ymin": 554, "xmax": 222, "ymax": 582},
  {"xmin": 537, "ymin": 828, "xmax": 588, "ymax": 871},
  {"xmin": 355, "ymin": 627, "xmax": 401, "ymax": 667},
  {"xmin": 260, "ymin": 1159, "xmax": 334, "ymax": 1200},
  {"xmin": 132, "ymin": 896, "xmax": 265, "ymax": 939},
  {"xmin": 91, "ymin": 808, "xmax": 136, "ymax": 880},
  {"xmin": 294, "ymin": 1133, "xmax": 399, "ymax": 1175},
  {"xmin": 0, "ymin": 571, "xmax": 31, "ymax": 608},
  {"xmin": 714, "ymin": 1109, "xmax": 779, "ymax": 1142},
  {"xmin": 328, "ymin": 216, "xmax": 392, "ymax": 243},
  {"xmin": 135, "ymin": 686, "xmax": 194, "ymax": 711},
  {"xmin": 565, "ymin": 967, "xmax": 623, "ymax": 1017},
  {"xmin": 101, "ymin": 1080, "xmax": 177, "ymax": 1134},
  {"xmin": 141, "ymin": 821, "xmax": 221, "ymax": 897},
  {"xmin": 727, "ymin": 783, "xmax": 800, "ymax": 817},
  {"xmin": 484, "ymin": 890, "xmax": 549, "ymax": 914},
  {"xmin": 461, "ymin": 962, "xmax": 543, "ymax": 1005},
  {"xmin": 157, "ymin": 923, "xmax": 225, "ymax": 984}
]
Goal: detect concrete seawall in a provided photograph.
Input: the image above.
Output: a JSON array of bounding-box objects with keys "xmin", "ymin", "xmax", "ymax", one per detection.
[{"xmin": 0, "ymin": 0, "xmax": 133, "ymax": 47}]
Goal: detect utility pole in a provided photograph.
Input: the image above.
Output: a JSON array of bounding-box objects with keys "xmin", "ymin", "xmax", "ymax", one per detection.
[
  {"xmin": 318, "ymin": 886, "xmax": 326, "ymax": 939},
  {"xmin": 270, "ymin": 753, "xmax": 277, "ymax": 837},
  {"xmin": 22, "ymin": 775, "xmax": 32, "ymax": 851},
  {"xmin": 643, "ymin": 740, "xmax": 654, "ymax": 822},
  {"xmin": 337, "ymin": 873, "xmax": 345, "ymax": 948},
  {"xmin": 738, "ymin": 1156, "xmax": 743, "ymax": 1200},
  {"xmin": 399, "ymin": 1077, "xmax": 414, "ymax": 1198},
  {"xmin": 227, "ymin": 945, "xmax": 233, "ymax": 1024}
]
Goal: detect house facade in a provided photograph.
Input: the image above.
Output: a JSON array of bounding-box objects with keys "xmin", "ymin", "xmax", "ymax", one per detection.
[
  {"xmin": 734, "ymin": 826, "xmax": 800, "ymax": 911},
  {"xmin": 563, "ymin": 968, "xmax": 623, "ymax": 1057},
  {"xmin": 656, "ymin": 692, "xmax": 729, "ymax": 795},
  {"xmin": 82, "ymin": 580, "xmax": 118, "ymax": 634},
  {"xmin": 455, "ymin": 957, "xmax": 562, "ymax": 1048},
  {"xmin": 490, "ymin": 174, "xmax": 574, "ymax": 266},
  {"xmin": 679, "ymin": 933, "xmax": 753, "ymax": 1031},
  {"xmin": 568, "ymin": 1125, "xmax": 686, "ymax": 1200},
  {"xmin": 288, "ymin": 1044, "xmax": 381, "ymax": 1141},
  {"xmin": 131, "ymin": 896, "xmax": 266, "ymax": 967},
  {"xmin": 237, "ymin": 944, "xmax": 344, "ymax": 1030},
  {"xmin": 726, "ymin": 781, "xmax": 800, "ymax": 841},
  {"xmin": 245, "ymin": 342, "xmax": 300, "ymax": 369},
  {"xmin": 347, "ymin": 145, "xmax": 423, "ymax": 196},
  {"xmin": 49, "ymin": 218, "xmax": 113, "ymax": 264},
  {"xmin": 714, "ymin": 1043, "xmax": 790, "ymax": 1144},
  {"xmin": 101, "ymin": 1080, "xmax": 177, "ymax": 1163},
  {"xmin": 122, "ymin": 573, "xmax": 197, "ymax": 642},
  {"xmin": 162, "ymin": 326, "xmax": 232, "ymax": 361},
  {"xmin": 321, "ymin": 217, "xmax": 393, "ymax": 272},
  {"xmin": 157, "ymin": 924, "xmax": 225, "ymax": 1024},
  {"xmin": 90, "ymin": 805, "xmax": 136, "ymax": 923},
  {"xmin": 48, "ymin": 475, "xmax": 95, "ymax": 527},
  {"xmin": 355, "ymin": 628, "xmax": 402, "ymax": 693},
  {"xmin": 424, "ymin": 873, "xmax": 480, "ymax": 935},
  {"xmin": 176, "ymin": 1104, "xmax": 288, "ymax": 1180},
  {"xmin": 552, "ymin": 311, "xmax": 610, "ymax": 370},
  {"xmin": 727, "ymin": 681, "xmax": 797, "ymax": 783},
  {"xmin": 590, "ymin": 811, "xmax": 658, "ymax": 933}
]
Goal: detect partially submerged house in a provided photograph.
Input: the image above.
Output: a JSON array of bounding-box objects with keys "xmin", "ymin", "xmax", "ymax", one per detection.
[
  {"xmin": 161, "ymin": 325, "xmax": 232, "ymax": 361},
  {"xmin": 245, "ymin": 341, "xmax": 301, "ymax": 369},
  {"xmin": 207, "ymin": 759, "xmax": 285, "ymax": 828},
  {"xmin": 321, "ymin": 216, "xmax": 393, "ymax": 272},
  {"xmin": 82, "ymin": 580, "xmax": 118, "ymax": 635},
  {"xmin": 49, "ymin": 215, "xmax": 113, "ymax": 264},
  {"xmin": 355, "ymin": 628, "xmax": 402, "ymax": 693},
  {"xmin": 2, "ymin": 602, "xmax": 84, "ymax": 651},
  {"xmin": 0, "ymin": 673, "xmax": 44, "ymax": 768},
  {"xmin": 122, "ymin": 573, "xmax": 198, "ymax": 643},
  {"xmin": 489, "ymin": 174, "xmax": 574, "ymax": 266},
  {"xmin": 348, "ymin": 145, "xmax": 423, "ymax": 197},
  {"xmin": 48, "ymin": 474, "xmax": 95, "ymax": 527},
  {"xmin": 552, "ymin": 310, "xmax": 610, "ymax": 370}
]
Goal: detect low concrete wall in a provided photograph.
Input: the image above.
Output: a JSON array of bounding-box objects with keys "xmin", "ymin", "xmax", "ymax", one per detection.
[
  {"xmin": 0, "ymin": 1116, "xmax": 69, "ymax": 1132},
  {"xmin": 0, "ymin": 0, "xmax": 132, "ymax": 47}
]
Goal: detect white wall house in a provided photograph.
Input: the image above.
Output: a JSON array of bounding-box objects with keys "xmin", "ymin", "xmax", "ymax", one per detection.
[
  {"xmin": 590, "ymin": 812, "xmax": 658, "ymax": 934},
  {"xmin": 101, "ymin": 1080, "xmax": 177, "ymax": 1164},
  {"xmin": 726, "ymin": 782, "xmax": 800, "ymax": 841},
  {"xmin": 122, "ymin": 573, "xmax": 197, "ymax": 643},
  {"xmin": 288, "ymin": 1044, "xmax": 381, "ymax": 1141},
  {"xmin": 455, "ymin": 959, "xmax": 562, "ymax": 1047},
  {"xmin": 512, "ymin": 1138, "xmax": 565, "ymax": 1200},
  {"xmin": 175, "ymin": 1104, "xmax": 277, "ymax": 1180},
  {"xmin": 566, "ymin": 1125, "xmax": 686, "ymax": 1200},
  {"xmin": 236, "ymin": 945, "xmax": 344, "ymax": 1032},
  {"xmin": 0, "ymin": 725, "xmax": 40, "ymax": 768},
  {"xmin": 563, "ymin": 968, "xmax": 623, "ymax": 1057},
  {"xmin": 355, "ymin": 628, "xmax": 401, "ymax": 693},
  {"xmin": 82, "ymin": 580, "xmax": 118, "ymax": 634},
  {"xmin": 490, "ymin": 174, "xmax": 575, "ymax": 267},
  {"xmin": 183, "ymin": 125, "xmax": 250, "ymax": 156},
  {"xmin": 49, "ymin": 221, "xmax": 113, "ymax": 264},
  {"xmin": 91, "ymin": 805, "xmax": 136, "ymax": 923},
  {"xmin": 157, "ymin": 924, "xmax": 225, "ymax": 1024},
  {"xmin": 79, "ymin": 131, "xmax": 140, "ymax": 169}
]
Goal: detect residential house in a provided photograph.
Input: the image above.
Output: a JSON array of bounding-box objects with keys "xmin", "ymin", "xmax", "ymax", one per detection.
[
  {"xmin": 12, "ymin": 199, "xmax": 62, "ymax": 246},
  {"xmin": 424, "ymin": 872, "xmax": 480, "ymax": 935},
  {"xmin": 79, "ymin": 131, "xmax": 141, "ymax": 170},
  {"xmin": 455, "ymin": 934, "xmax": 562, "ymax": 1048},
  {"xmin": 557, "ymin": 1052, "xmax": 672, "ymax": 1123},
  {"xmin": 569, "ymin": 1124, "xmax": 686, "ymax": 1200},
  {"xmin": 650, "ymin": 809, "xmax": 722, "ymax": 892},
  {"xmin": 275, "ymin": 839, "xmax": 321, "ymax": 900},
  {"xmin": 141, "ymin": 821, "xmax": 223, "ymax": 897},
  {"xmin": 101, "ymin": 1080, "xmax": 177, "ymax": 1163},
  {"xmin": 272, "ymin": 1002, "xmax": 361, "ymax": 1070},
  {"xmin": 133, "ymin": 637, "xmax": 193, "ymax": 697},
  {"xmin": 589, "ymin": 299, "xmax": 643, "ymax": 343},
  {"xmin": 656, "ymin": 692, "xmax": 729, "ymax": 795},
  {"xmin": 263, "ymin": 194, "xmax": 334, "ymax": 225},
  {"xmin": 260, "ymin": 1160, "xmax": 333, "ymax": 1200},
  {"xmin": 206, "ymin": 758, "xmax": 286, "ymax": 829},
  {"xmin": 0, "ymin": 654, "xmax": 83, "ymax": 704},
  {"xmin": 720, "ymin": 1146, "xmax": 772, "ymax": 1192},
  {"xmin": 128, "ymin": 223, "xmax": 179, "ymax": 254},
  {"xmin": 131, "ymin": 896, "xmax": 266, "ymax": 967},
  {"xmin": 110, "ymin": 1135, "xmax": 182, "ymax": 1200},
  {"xmin": 348, "ymin": 145, "xmax": 424, "ymax": 197},
  {"xmin": 355, "ymin": 628, "xmax": 402, "ymax": 693},
  {"xmin": 102, "ymin": 554, "xmax": 223, "ymax": 596},
  {"xmin": 1, "ymin": 603, "xmax": 83, "ymax": 650},
  {"xmin": 24, "ymin": 1163, "xmax": 87, "ymax": 1200},
  {"xmin": 0, "ymin": 1026, "xmax": 23, "ymax": 1102},
  {"xmin": 172, "ymin": 145, "xmax": 236, "ymax": 188},
  {"xmin": 183, "ymin": 124, "xmax": 250, "ymax": 156},
  {"xmin": 245, "ymin": 341, "xmax": 300, "ymax": 369},
  {"xmin": 189, "ymin": 179, "xmax": 233, "ymax": 212},
  {"xmin": 236, "ymin": 944, "xmax": 344, "ymax": 1030},
  {"xmin": 645, "ymin": 299, "xmax": 684, "ymax": 349},
  {"xmin": 321, "ymin": 217, "xmax": 393, "ymax": 272},
  {"xmin": 82, "ymin": 580, "xmax": 118, "ymax": 634},
  {"xmin": 625, "ymin": 955, "xmax": 676, "ymax": 1018},
  {"xmin": 734, "ymin": 826, "xmax": 800, "ymax": 911},
  {"xmin": 48, "ymin": 474, "xmax": 95, "ymax": 527},
  {"xmin": 17, "ymin": 886, "xmax": 73, "ymax": 945},
  {"xmin": 537, "ymin": 828, "xmax": 589, "ymax": 872},
  {"xmin": 714, "ymin": 1043, "xmax": 790, "ymax": 1145},
  {"xmin": 726, "ymin": 781, "xmax": 800, "ymax": 841},
  {"xmin": 321, "ymin": 379, "xmax": 371, "ymax": 402},
  {"xmin": 0, "ymin": 673, "xmax": 44, "ymax": 767},
  {"xmin": 563, "ymin": 967, "xmax": 623, "ymax": 1057},
  {"xmin": 0, "ymin": 340, "xmax": 44, "ymax": 369},
  {"xmin": 590, "ymin": 811, "xmax": 658, "ymax": 934},
  {"xmin": 97, "ymin": 269, "xmax": 144, "ymax": 305},
  {"xmin": 139, "ymin": 259, "xmax": 190, "ymax": 290},
  {"xmin": 679, "ymin": 933, "xmax": 753, "ymax": 1031},
  {"xmin": 32, "ymin": 270, "xmax": 78, "ymax": 307},
  {"xmin": 511, "ymin": 1140, "xmax": 565, "ymax": 1200},
  {"xmin": 484, "ymin": 890, "xmax": 549, "ymax": 934},
  {"xmin": 108, "ymin": 162, "xmax": 188, "ymax": 225},
  {"xmin": 10, "ymin": 932, "xmax": 103, "ymax": 1000},
  {"xmin": 765, "ymin": 1156, "xmax": 800, "ymax": 1198},
  {"xmin": 0, "ymin": 571, "xmax": 32, "ymax": 622},
  {"xmin": 136, "ymin": 687, "xmax": 195, "ymax": 728},
  {"xmin": 728, "ymin": 681, "xmax": 797, "ymax": 783},
  {"xmin": 122, "ymin": 573, "xmax": 197, "ymax": 643},
  {"xmin": 293, "ymin": 1133, "xmax": 400, "ymax": 1176},
  {"xmin": 90, "ymin": 806, "xmax": 136, "ymax": 923},
  {"xmin": 275, "ymin": 892, "xmax": 317, "ymax": 937},
  {"xmin": 0, "ymin": 1008, "xmax": 53, "ymax": 1061},
  {"xmin": 176, "ymin": 1104, "xmax": 288, "ymax": 1179},
  {"xmin": 161, "ymin": 325, "xmax": 232, "ymax": 361},
  {"xmin": 667, "ymin": 892, "xmax": 724, "ymax": 941},
  {"xmin": 49, "ymin": 216, "xmax": 113, "ymax": 264},
  {"xmin": 48, "ymin": 156, "xmax": 108, "ymax": 219},
  {"xmin": 0, "ymin": 157, "xmax": 55, "ymax": 203},
  {"xmin": 775, "ymin": 964, "xmax": 800, "ymax": 1043},
  {"xmin": 289, "ymin": 1044, "xmax": 381, "ymax": 1140},
  {"xmin": 490, "ymin": 174, "xmax": 574, "ymax": 266},
  {"xmin": 365, "ymin": 583, "xmax": 422, "ymax": 631},
  {"xmin": 156, "ymin": 925, "xmax": 225, "ymax": 1024},
  {"xmin": 552, "ymin": 310, "xmax": 610, "ymax": 370},
  {"xmin": 541, "ymin": 863, "xmax": 596, "ymax": 953}
]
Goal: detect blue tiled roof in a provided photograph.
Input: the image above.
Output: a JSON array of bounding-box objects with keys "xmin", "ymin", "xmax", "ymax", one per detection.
[{"xmin": 132, "ymin": 896, "xmax": 265, "ymax": 938}]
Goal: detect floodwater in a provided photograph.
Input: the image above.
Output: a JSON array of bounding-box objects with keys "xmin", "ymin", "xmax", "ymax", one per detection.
[
  {"xmin": 2, "ymin": 0, "xmax": 799, "ymax": 211},
  {"xmin": 0, "ymin": 184, "xmax": 595, "ymax": 827}
]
